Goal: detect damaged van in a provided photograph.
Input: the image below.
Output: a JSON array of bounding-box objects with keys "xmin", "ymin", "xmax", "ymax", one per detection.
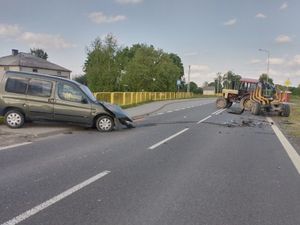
[{"xmin": 0, "ymin": 71, "xmax": 133, "ymax": 132}]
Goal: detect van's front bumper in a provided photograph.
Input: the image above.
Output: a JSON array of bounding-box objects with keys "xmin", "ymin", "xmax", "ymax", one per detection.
[{"xmin": 100, "ymin": 102, "xmax": 133, "ymax": 122}]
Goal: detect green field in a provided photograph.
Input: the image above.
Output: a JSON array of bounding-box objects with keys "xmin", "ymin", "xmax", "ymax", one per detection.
[{"xmin": 278, "ymin": 96, "xmax": 300, "ymax": 137}]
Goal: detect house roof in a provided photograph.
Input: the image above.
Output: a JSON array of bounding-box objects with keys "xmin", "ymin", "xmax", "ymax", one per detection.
[{"xmin": 0, "ymin": 52, "xmax": 71, "ymax": 72}]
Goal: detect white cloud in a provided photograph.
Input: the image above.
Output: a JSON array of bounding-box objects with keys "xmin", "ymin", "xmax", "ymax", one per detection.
[
  {"xmin": 0, "ymin": 24, "xmax": 22, "ymax": 38},
  {"xmin": 223, "ymin": 18, "xmax": 237, "ymax": 26},
  {"xmin": 0, "ymin": 23, "xmax": 75, "ymax": 49},
  {"xmin": 269, "ymin": 57, "xmax": 285, "ymax": 65},
  {"xmin": 275, "ymin": 35, "xmax": 292, "ymax": 43},
  {"xmin": 255, "ymin": 13, "xmax": 266, "ymax": 19},
  {"xmin": 89, "ymin": 12, "xmax": 127, "ymax": 24},
  {"xmin": 20, "ymin": 32, "xmax": 75, "ymax": 49},
  {"xmin": 289, "ymin": 55, "xmax": 300, "ymax": 66},
  {"xmin": 191, "ymin": 64, "xmax": 210, "ymax": 72},
  {"xmin": 115, "ymin": 0, "xmax": 143, "ymax": 4},
  {"xmin": 280, "ymin": 2, "xmax": 288, "ymax": 10},
  {"xmin": 249, "ymin": 59, "xmax": 262, "ymax": 64}
]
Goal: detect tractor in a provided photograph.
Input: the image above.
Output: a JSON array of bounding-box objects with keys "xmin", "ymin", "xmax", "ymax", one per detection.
[
  {"xmin": 216, "ymin": 78, "xmax": 258, "ymax": 110},
  {"xmin": 250, "ymin": 81, "xmax": 290, "ymax": 117}
]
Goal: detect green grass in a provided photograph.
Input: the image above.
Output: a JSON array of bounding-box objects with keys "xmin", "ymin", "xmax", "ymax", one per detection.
[
  {"xmin": 279, "ymin": 95, "xmax": 300, "ymax": 137},
  {"xmin": 0, "ymin": 116, "xmax": 3, "ymax": 125}
]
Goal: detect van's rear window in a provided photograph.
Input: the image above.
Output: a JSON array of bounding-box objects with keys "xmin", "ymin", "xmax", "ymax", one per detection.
[{"xmin": 5, "ymin": 78, "xmax": 28, "ymax": 94}]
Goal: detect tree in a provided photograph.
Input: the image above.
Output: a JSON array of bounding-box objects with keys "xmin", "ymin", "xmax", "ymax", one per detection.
[
  {"xmin": 119, "ymin": 44, "xmax": 181, "ymax": 92},
  {"xmin": 259, "ymin": 73, "xmax": 274, "ymax": 85},
  {"xmin": 222, "ymin": 71, "xmax": 241, "ymax": 89},
  {"xmin": 30, "ymin": 48, "xmax": 48, "ymax": 60},
  {"xmin": 74, "ymin": 74, "xmax": 87, "ymax": 85},
  {"xmin": 84, "ymin": 34, "xmax": 121, "ymax": 92},
  {"xmin": 169, "ymin": 53, "xmax": 184, "ymax": 78}
]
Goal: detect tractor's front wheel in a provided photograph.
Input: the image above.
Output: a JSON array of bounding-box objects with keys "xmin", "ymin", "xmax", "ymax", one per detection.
[
  {"xmin": 216, "ymin": 97, "xmax": 228, "ymax": 109},
  {"xmin": 251, "ymin": 102, "xmax": 261, "ymax": 115},
  {"xmin": 240, "ymin": 97, "xmax": 253, "ymax": 111}
]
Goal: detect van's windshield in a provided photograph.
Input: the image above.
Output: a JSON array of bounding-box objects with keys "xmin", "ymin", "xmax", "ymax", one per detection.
[{"xmin": 80, "ymin": 85, "xmax": 97, "ymax": 102}]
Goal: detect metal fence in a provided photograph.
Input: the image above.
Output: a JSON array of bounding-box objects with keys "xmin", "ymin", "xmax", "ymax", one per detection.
[{"xmin": 94, "ymin": 92, "xmax": 194, "ymax": 106}]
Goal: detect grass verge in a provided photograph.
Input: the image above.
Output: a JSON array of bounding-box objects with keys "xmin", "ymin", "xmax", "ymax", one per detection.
[
  {"xmin": 0, "ymin": 116, "xmax": 3, "ymax": 125},
  {"xmin": 275, "ymin": 96, "xmax": 300, "ymax": 151},
  {"xmin": 282, "ymin": 96, "xmax": 300, "ymax": 137}
]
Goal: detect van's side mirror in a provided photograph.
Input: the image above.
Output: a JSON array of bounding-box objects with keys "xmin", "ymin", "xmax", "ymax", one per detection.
[{"xmin": 81, "ymin": 98, "xmax": 88, "ymax": 104}]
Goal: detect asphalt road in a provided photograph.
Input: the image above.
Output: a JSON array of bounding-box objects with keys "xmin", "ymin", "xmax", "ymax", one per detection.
[{"xmin": 0, "ymin": 100, "xmax": 299, "ymax": 225}]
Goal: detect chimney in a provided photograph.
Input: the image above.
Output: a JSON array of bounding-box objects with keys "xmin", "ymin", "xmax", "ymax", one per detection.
[{"xmin": 12, "ymin": 49, "xmax": 19, "ymax": 56}]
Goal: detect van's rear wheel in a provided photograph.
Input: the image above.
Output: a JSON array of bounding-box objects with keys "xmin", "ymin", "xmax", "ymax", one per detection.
[
  {"xmin": 96, "ymin": 115, "xmax": 114, "ymax": 132},
  {"xmin": 5, "ymin": 110, "xmax": 25, "ymax": 128}
]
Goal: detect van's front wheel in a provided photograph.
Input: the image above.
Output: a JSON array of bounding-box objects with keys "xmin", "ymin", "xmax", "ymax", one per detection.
[
  {"xmin": 96, "ymin": 115, "xmax": 114, "ymax": 132},
  {"xmin": 5, "ymin": 110, "xmax": 25, "ymax": 128}
]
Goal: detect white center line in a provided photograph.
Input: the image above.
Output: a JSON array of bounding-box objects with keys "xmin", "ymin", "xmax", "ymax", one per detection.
[
  {"xmin": 167, "ymin": 111, "xmax": 173, "ymax": 113},
  {"xmin": 0, "ymin": 142, "xmax": 32, "ymax": 151},
  {"xmin": 1, "ymin": 170, "xmax": 111, "ymax": 225},
  {"xmin": 215, "ymin": 108, "xmax": 227, "ymax": 115},
  {"xmin": 197, "ymin": 115, "xmax": 212, "ymax": 124},
  {"xmin": 211, "ymin": 109, "xmax": 222, "ymax": 115},
  {"xmin": 267, "ymin": 117, "xmax": 300, "ymax": 175},
  {"xmin": 148, "ymin": 128, "xmax": 189, "ymax": 150}
]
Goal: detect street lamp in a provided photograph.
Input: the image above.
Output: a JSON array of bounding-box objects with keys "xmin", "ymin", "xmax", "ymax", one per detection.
[
  {"xmin": 258, "ymin": 48, "xmax": 270, "ymax": 84},
  {"xmin": 187, "ymin": 65, "xmax": 191, "ymax": 93}
]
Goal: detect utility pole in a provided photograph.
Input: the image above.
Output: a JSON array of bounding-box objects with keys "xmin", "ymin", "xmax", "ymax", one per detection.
[
  {"xmin": 259, "ymin": 49, "xmax": 270, "ymax": 95},
  {"xmin": 187, "ymin": 65, "xmax": 191, "ymax": 93}
]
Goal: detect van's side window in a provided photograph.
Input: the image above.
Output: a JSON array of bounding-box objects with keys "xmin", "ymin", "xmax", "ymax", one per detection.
[
  {"xmin": 5, "ymin": 78, "xmax": 28, "ymax": 94},
  {"xmin": 28, "ymin": 80, "xmax": 52, "ymax": 97},
  {"xmin": 57, "ymin": 82, "xmax": 85, "ymax": 103}
]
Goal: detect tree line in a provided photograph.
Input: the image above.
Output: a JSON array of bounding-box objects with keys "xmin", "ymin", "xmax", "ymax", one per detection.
[{"xmin": 81, "ymin": 34, "xmax": 184, "ymax": 92}]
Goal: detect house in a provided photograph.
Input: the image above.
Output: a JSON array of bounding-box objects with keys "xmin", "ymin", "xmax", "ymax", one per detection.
[
  {"xmin": 203, "ymin": 86, "xmax": 215, "ymax": 95},
  {"xmin": 0, "ymin": 49, "xmax": 71, "ymax": 79}
]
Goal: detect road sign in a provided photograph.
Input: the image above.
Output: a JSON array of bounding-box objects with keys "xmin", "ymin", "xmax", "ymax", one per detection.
[{"xmin": 285, "ymin": 79, "xmax": 291, "ymax": 87}]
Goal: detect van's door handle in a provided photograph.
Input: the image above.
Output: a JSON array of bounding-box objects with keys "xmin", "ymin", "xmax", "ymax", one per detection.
[{"xmin": 48, "ymin": 98, "xmax": 55, "ymax": 103}]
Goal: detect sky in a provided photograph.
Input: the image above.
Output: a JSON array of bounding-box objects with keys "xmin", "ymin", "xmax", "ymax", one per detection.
[{"xmin": 0, "ymin": 0, "xmax": 300, "ymax": 87}]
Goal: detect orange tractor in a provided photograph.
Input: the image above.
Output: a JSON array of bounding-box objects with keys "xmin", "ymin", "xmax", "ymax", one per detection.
[
  {"xmin": 216, "ymin": 78, "xmax": 258, "ymax": 110},
  {"xmin": 250, "ymin": 82, "xmax": 290, "ymax": 117}
]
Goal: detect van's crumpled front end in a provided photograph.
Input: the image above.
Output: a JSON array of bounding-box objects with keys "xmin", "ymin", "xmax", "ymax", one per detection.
[{"xmin": 100, "ymin": 102, "xmax": 134, "ymax": 128}]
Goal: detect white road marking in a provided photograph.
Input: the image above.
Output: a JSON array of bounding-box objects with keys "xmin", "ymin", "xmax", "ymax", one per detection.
[
  {"xmin": 0, "ymin": 142, "xmax": 32, "ymax": 151},
  {"xmin": 215, "ymin": 108, "xmax": 227, "ymax": 115},
  {"xmin": 197, "ymin": 115, "xmax": 212, "ymax": 124},
  {"xmin": 1, "ymin": 171, "xmax": 111, "ymax": 225},
  {"xmin": 174, "ymin": 109, "xmax": 180, "ymax": 111},
  {"xmin": 211, "ymin": 109, "xmax": 223, "ymax": 115},
  {"xmin": 148, "ymin": 128, "xmax": 189, "ymax": 150},
  {"xmin": 267, "ymin": 117, "xmax": 300, "ymax": 175},
  {"xmin": 180, "ymin": 108, "xmax": 186, "ymax": 110},
  {"xmin": 157, "ymin": 112, "xmax": 164, "ymax": 115},
  {"xmin": 167, "ymin": 111, "xmax": 173, "ymax": 113}
]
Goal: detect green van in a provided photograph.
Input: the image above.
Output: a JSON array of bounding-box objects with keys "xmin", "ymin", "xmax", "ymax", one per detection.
[{"xmin": 0, "ymin": 71, "xmax": 133, "ymax": 132}]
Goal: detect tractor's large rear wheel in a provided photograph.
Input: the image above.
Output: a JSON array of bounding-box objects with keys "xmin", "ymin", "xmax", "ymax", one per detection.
[
  {"xmin": 216, "ymin": 97, "xmax": 228, "ymax": 109},
  {"xmin": 280, "ymin": 104, "xmax": 290, "ymax": 117},
  {"xmin": 240, "ymin": 96, "xmax": 253, "ymax": 111},
  {"xmin": 251, "ymin": 102, "xmax": 261, "ymax": 115}
]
